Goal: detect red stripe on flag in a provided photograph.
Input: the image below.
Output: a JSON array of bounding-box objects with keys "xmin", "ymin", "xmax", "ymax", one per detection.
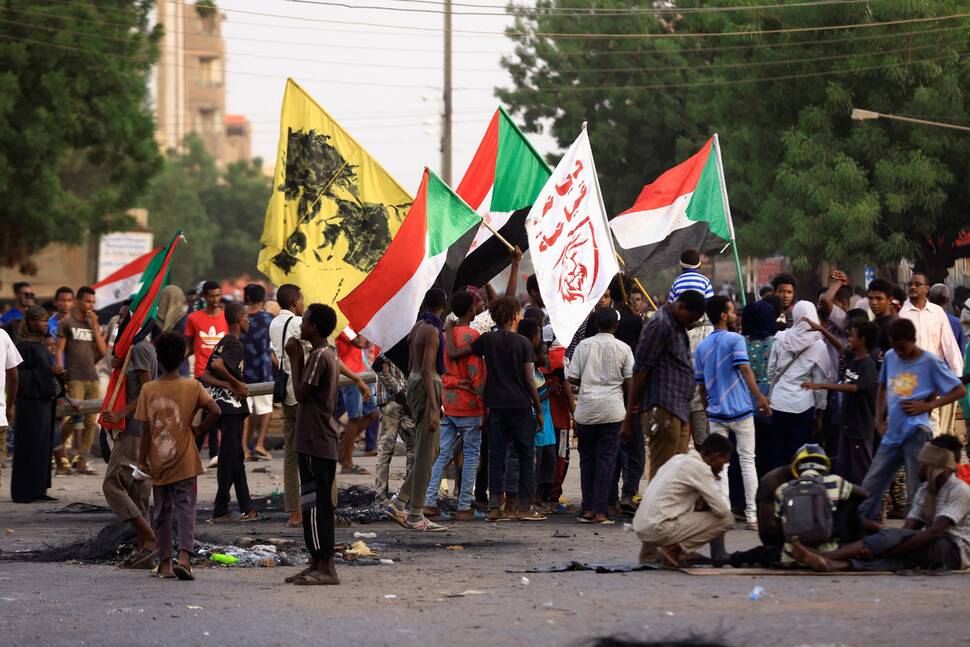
[
  {"xmin": 619, "ymin": 137, "xmax": 714, "ymax": 215},
  {"xmin": 455, "ymin": 109, "xmax": 499, "ymax": 211},
  {"xmin": 339, "ymin": 171, "xmax": 430, "ymax": 328},
  {"xmin": 92, "ymin": 248, "xmax": 162, "ymax": 290},
  {"xmin": 99, "ymin": 237, "xmax": 180, "ymax": 429}
]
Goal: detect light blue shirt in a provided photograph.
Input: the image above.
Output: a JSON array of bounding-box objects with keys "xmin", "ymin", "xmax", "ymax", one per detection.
[
  {"xmin": 694, "ymin": 329, "xmax": 753, "ymax": 422},
  {"xmin": 669, "ymin": 269, "xmax": 714, "ymax": 301},
  {"xmin": 879, "ymin": 349, "xmax": 961, "ymax": 446}
]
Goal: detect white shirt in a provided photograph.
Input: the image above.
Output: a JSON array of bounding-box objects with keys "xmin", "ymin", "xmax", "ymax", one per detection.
[
  {"xmin": 633, "ymin": 450, "xmax": 730, "ymax": 536},
  {"xmin": 767, "ymin": 338, "xmax": 829, "ymax": 414},
  {"xmin": 566, "ymin": 333, "xmax": 634, "ymax": 425},
  {"xmin": 269, "ymin": 309, "xmax": 305, "ymax": 406},
  {"xmin": 900, "ymin": 299, "xmax": 964, "ymax": 375},
  {"xmin": 0, "ymin": 328, "xmax": 24, "ymax": 426}
]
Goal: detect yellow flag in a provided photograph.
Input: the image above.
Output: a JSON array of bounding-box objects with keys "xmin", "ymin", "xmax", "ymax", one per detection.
[{"xmin": 258, "ymin": 78, "xmax": 413, "ymax": 331}]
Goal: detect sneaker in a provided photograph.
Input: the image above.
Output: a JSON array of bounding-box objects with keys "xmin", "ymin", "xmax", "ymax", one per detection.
[
  {"xmin": 384, "ymin": 502, "xmax": 408, "ymax": 528},
  {"xmin": 207, "ymin": 456, "xmax": 219, "ymax": 468},
  {"xmin": 404, "ymin": 516, "xmax": 447, "ymax": 532}
]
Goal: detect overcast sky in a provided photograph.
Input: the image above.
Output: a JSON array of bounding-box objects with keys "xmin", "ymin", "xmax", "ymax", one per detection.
[{"xmin": 219, "ymin": 0, "xmax": 559, "ymax": 192}]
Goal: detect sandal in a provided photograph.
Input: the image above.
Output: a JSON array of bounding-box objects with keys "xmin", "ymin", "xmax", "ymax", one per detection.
[
  {"xmin": 595, "ymin": 518, "xmax": 615, "ymax": 525},
  {"xmin": 404, "ymin": 517, "xmax": 447, "ymax": 532},
  {"xmin": 78, "ymin": 464, "xmax": 99, "ymax": 476},
  {"xmin": 516, "ymin": 510, "xmax": 546, "ymax": 521},
  {"xmin": 172, "ymin": 564, "xmax": 195, "ymax": 581},
  {"xmin": 485, "ymin": 508, "xmax": 509, "ymax": 522},
  {"xmin": 340, "ymin": 464, "xmax": 370, "ymax": 475},
  {"xmin": 293, "ymin": 570, "xmax": 340, "ymax": 585},
  {"xmin": 122, "ymin": 548, "xmax": 157, "ymax": 569},
  {"xmin": 285, "ymin": 567, "xmax": 315, "ymax": 584},
  {"xmin": 150, "ymin": 566, "xmax": 176, "ymax": 579},
  {"xmin": 237, "ymin": 509, "xmax": 258, "ymax": 522},
  {"xmin": 254, "ymin": 449, "xmax": 272, "ymax": 461}
]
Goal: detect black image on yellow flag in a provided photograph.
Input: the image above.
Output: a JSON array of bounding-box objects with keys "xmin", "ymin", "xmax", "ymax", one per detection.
[
  {"xmin": 259, "ymin": 79, "xmax": 413, "ymax": 332},
  {"xmin": 270, "ymin": 128, "xmax": 410, "ymax": 275}
]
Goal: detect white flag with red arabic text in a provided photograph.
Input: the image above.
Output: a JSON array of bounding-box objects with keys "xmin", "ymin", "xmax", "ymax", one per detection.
[{"xmin": 525, "ymin": 127, "xmax": 619, "ymax": 345}]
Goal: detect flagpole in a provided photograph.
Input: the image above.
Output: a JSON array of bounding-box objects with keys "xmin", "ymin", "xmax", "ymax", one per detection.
[
  {"xmin": 615, "ymin": 251, "xmax": 658, "ymax": 311},
  {"xmin": 713, "ymin": 133, "xmax": 746, "ymax": 306},
  {"xmin": 479, "ymin": 217, "xmax": 515, "ymax": 253}
]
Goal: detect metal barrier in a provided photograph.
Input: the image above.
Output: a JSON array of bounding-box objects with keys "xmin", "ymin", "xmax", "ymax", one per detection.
[{"xmin": 56, "ymin": 371, "xmax": 378, "ymax": 417}]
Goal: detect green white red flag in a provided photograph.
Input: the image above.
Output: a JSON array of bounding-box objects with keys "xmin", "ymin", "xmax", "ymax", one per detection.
[
  {"xmin": 610, "ymin": 135, "xmax": 735, "ymax": 274},
  {"xmin": 339, "ymin": 170, "xmax": 481, "ymax": 350}
]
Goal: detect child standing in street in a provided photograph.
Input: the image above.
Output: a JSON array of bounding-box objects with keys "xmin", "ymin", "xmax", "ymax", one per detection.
[{"xmin": 136, "ymin": 332, "xmax": 221, "ymax": 580}]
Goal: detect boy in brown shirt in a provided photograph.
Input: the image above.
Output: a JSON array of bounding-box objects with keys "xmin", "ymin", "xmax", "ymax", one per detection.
[
  {"xmin": 136, "ymin": 332, "xmax": 221, "ymax": 580},
  {"xmin": 283, "ymin": 303, "xmax": 346, "ymax": 586}
]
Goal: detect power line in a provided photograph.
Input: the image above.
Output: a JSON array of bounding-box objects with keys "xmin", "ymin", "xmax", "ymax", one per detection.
[
  {"xmin": 40, "ymin": 0, "xmax": 970, "ymax": 40},
  {"xmin": 6, "ymin": 12, "xmax": 966, "ymax": 78}
]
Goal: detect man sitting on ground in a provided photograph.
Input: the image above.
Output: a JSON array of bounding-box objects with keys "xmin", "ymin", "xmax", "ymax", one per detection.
[
  {"xmin": 632, "ymin": 434, "xmax": 735, "ymax": 567},
  {"xmin": 793, "ymin": 436, "xmax": 970, "ymax": 574}
]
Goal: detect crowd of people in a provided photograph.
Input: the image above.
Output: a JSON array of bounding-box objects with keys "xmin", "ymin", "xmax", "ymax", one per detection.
[{"xmin": 2, "ymin": 246, "xmax": 970, "ymax": 583}]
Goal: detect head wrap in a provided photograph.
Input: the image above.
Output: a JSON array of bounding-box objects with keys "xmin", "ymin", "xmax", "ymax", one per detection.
[
  {"xmin": 20, "ymin": 305, "xmax": 49, "ymax": 343},
  {"xmin": 741, "ymin": 300, "xmax": 777, "ymax": 341},
  {"xmin": 680, "ymin": 249, "xmax": 701, "ymax": 269},
  {"xmin": 156, "ymin": 285, "xmax": 186, "ymax": 333},
  {"xmin": 918, "ymin": 443, "xmax": 958, "ymax": 522},
  {"xmin": 465, "ymin": 285, "xmax": 487, "ymax": 308},
  {"xmin": 776, "ymin": 301, "xmax": 822, "ymax": 354}
]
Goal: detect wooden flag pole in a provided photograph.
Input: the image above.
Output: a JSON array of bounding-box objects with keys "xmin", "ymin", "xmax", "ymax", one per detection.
[
  {"xmin": 480, "ymin": 217, "xmax": 515, "ymax": 253},
  {"xmin": 614, "ymin": 251, "xmax": 658, "ymax": 311},
  {"xmin": 104, "ymin": 347, "xmax": 133, "ymax": 412}
]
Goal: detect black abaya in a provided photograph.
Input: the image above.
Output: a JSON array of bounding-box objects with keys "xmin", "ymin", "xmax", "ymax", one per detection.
[{"xmin": 11, "ymin": 340, "xmax": 56, "ymax": 503}]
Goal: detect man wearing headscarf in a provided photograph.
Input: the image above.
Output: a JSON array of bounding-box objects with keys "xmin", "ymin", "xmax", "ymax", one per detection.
[
  {"xmin": 766, "ymin": 301, "xmax": 831, "ymax": 468},
  {"xmin": 791, "ymin": 437, "xmax": 970, "ymax": 573}
]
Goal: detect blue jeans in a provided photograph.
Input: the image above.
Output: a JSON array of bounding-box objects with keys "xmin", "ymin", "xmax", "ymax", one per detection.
[
  {"xmin": 425, "ymin": 414, "xmax": 482, "ymax": 511},
  {"xmin": 488, "ymin": 407, "xmax": 534, "ymax": 507},
  {"xmin": 858, "ymin": 427, "xmax": 931, "ymax": 519}
]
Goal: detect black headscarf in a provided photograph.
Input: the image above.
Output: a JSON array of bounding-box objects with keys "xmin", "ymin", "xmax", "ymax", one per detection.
[{"xmin": 741, "ymin": 300, "xmax": 777, "ymax": 341}]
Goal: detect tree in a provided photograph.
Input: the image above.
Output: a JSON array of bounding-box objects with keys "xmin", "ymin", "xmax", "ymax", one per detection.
[
  {"xmin": 141, "ymin": 133, "xmax": 271, "ymax": 289},
  {"xmin": 499, "ymin": 1, "xmax": 970, "ymax": 282},
  {"xmin": 0, "ymin": 0, "xmax": 163, "ymax": 273}
]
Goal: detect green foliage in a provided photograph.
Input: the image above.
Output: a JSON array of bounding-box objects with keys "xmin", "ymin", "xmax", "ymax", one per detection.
[
  {"xmin": 141, "ymin": 133, "xmax": 271, "ymax": 289},
  {"xmin": 0, "ymin": 0, "xmax": 163, "ymax": 273},
  {"xmin": 195, "ymin": 1, "xmax": 217, "ymax": 19},
  {"xmin": 500, "ymin": 1, "xmax": 970, "ymax": 279}
]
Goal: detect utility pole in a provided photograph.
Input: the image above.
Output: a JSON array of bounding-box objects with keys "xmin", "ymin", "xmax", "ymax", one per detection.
[{"xmin": 441, "ymin": 0, "xmax": 452, "ymax": 184}]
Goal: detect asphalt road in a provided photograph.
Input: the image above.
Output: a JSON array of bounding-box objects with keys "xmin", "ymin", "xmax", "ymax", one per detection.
[{"xmin": 1, "ymin": 451, "xmax": 967, "ymax": 647}]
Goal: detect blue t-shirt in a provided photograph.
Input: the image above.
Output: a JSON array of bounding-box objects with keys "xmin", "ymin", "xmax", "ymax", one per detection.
[
  {"xmin": 694, "ymin": 329, "xmax": 753, "ymax": 422},
  {"xmin": 48, "ymin": 316, "xmax": 59, "ymax": 337},
  {"xmin": 669, "ymin": 269, "xmax": 714, "ymax": 301},
  {"xmin": 879, "ymin": 348, "xmax": 962, "ymax": 446},
  {"xmin": 240, "ymin": 310, "xmax": 275, "ymax": 384},
  {"xmin": 1, "ymin": 308, "xmax": 23, "ymax": 324}
]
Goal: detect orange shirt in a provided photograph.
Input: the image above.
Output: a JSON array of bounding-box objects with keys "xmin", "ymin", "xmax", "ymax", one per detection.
[{"xmin": 442, "ymin": 325, "xmax": 484, "ymax": 417}]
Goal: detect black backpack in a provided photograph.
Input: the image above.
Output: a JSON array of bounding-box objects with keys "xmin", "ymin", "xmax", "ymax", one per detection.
[{"xmin": 780, "ymin": 475, "xmax": 834, "ymax": 545}]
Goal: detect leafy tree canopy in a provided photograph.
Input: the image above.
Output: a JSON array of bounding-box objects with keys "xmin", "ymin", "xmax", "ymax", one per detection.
[
  {"xmin": 499, "ymin": 0, "xmax": 970, "ymax": 281},
  {"xmin": 0, "ymin": 0, "xmax": 163, "ymax": 273}
]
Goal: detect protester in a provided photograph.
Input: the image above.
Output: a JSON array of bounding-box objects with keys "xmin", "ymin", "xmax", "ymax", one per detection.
[
  {"xmin": 568, "ymin": 307, "xmax": 634, "ymax": 524},
  {"xmin": 669, "ymin": 249, "xmax": 714, "ymax": 301},
  {"xmin": 424, "ymin": 291, "xmax": 484, "ymax": 521},
  {"xmin": 446, "ymin": 295, "xmax": 543, "ymax": 521},
  {"xmin": 900, "ymin": 272, "xmax": 963, "ymax": 436},
  {"xmin": 773, "ymin": 444, "xmax": 868, "ymax": 568},
  {"xmin": 771, "ymin": 273, "xmax": 797, "ymax": 329},
  {"xmin": 152, "ymin": 285, "xmax": 190, "ymax": 377},
  {"xmin": 766, "ymin": 301, "xmax": 830, "ymax": 468},
  {"xmin": 929, "ymin": 283, "xmax": 967, "ymax": 354},
  {"xmin": 48, "ymin": 286, "xmax": 73, "ymax": 339},
  {"xmin": 858, "ymin": 318, "xmax": 966, "ymax": 519},
  {"xmin": 385, "ymin": 288, "xmax": 450, "ymax": 531},
  {"xmin": 633, "ymin": 434, "xmax": 735, "ymax": 567},
  {"xmin": 283, "ymin": 303, "xmax": 342, "ymax": 585},
  {"xmin": 240, "ymin": 284, "xmax": 276, "ymax": 462},
  {"xmin": 817, "ymin": 270, "xmax": 852, "ymax": 378},
  {"xmin": 695, "ymin": 296, "xmax": 772, "ymax": 530},
  {"xmin": 546, "ymin": 336, "xmax": 575, "ymax": 511},
  {"xmin": 372, "ymin": 353, "xmax": 416, "ymax": 506},
  {"xmin": 99, "ymin": 302, "xmax": 156, "ymax": 565},
  {"xmin": 793, "ymin": 437, "xmax": 970, "ymax": 573},
  {"xmin": 866, "ymin": 278, "xmax": 897, "ymax": 354},
  {"xmin": 1, "ymin": 282, "xmax": 34, "ymax": 324},
  {"xmin": 201, "ymin": 302, "xmax": 256, "ymax": 522},
  {"xmin": 55, "ymin": 285, "xmax": 105, "ymax": 475},
  {"xmin": 801, "ymin": 320, "xmax": 879, "ymax": 484},
  {"xmin": 269, "ymin": 284, "xmax": 305, "ymax": 526},
  {"xmin": 11, "ymin": 307, "xmax": 56, "ymax": 503},
  {"xmin": 621, "ymin": 290, "xmax": 706, "ymax": 480},
  {"xmin": 335, "ymin": 327, "xmax": 377, "ymax": 473},
  {"xmin": 185, "ymin": 280, "xmax": 226, "ymax": 466},
  {"xmin": 727, "ymin": 462, "xmax": 791, "ymax": 568},
  {"xmin": 136, "ymin": 331, "xmax": 221, "ymax": 580},
  {"xmin": 686, "ymin": 312, "xmax": 713, "ymax": 449},
  {"xmin": 531, "ymin": 340, "xmax": 558, "ymax": 514}
]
